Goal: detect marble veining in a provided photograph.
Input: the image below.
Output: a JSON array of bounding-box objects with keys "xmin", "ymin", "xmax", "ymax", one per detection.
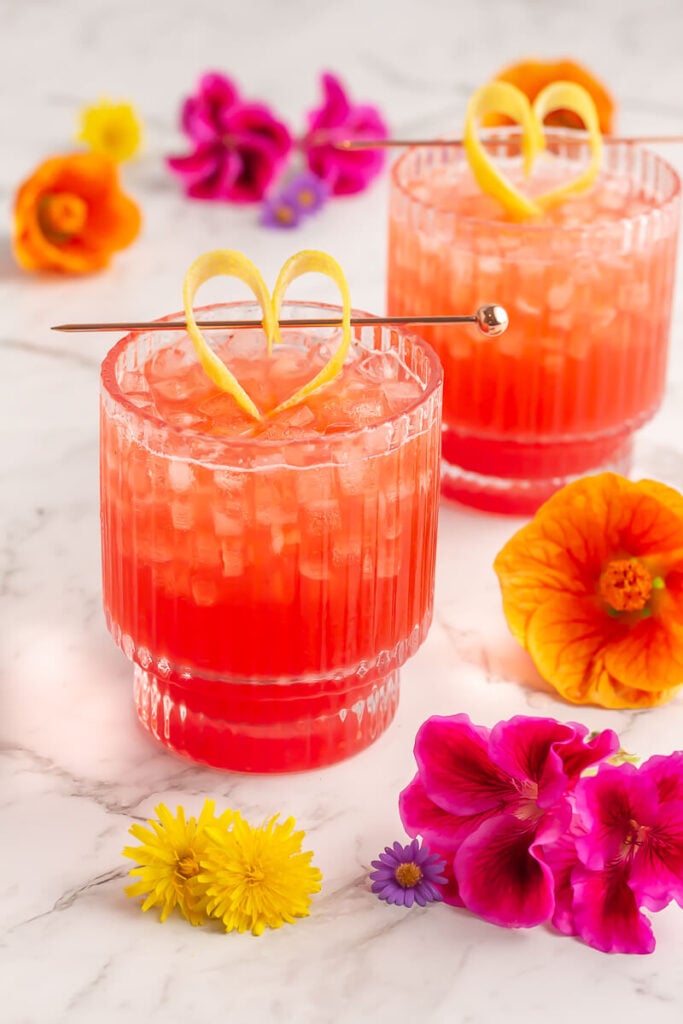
[{"xmin": 3, "ymin": 0, "xmax": 683, "ymax": 1021}]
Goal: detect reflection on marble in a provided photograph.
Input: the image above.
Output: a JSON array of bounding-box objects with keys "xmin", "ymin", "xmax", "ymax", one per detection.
[{"xmin": 3, "ymin": 0, "xmax": 683, "ymax": 1021}]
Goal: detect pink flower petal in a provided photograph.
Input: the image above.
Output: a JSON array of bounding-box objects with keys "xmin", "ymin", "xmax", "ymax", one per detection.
[
  {"xmin": 226, "ymin": 141, "xmax": 281, "ymax": 202},
  {"xmin": 166, "ymin": 145, "xmax": 222, "ymax": 188},
  {"xmin": 488, "ymin": 716, "xmax": 578, "ymax": 808},
  {"xmin": 399, "ymin": 773, "xmax": 491, "ymax": 851},
  {"xmin": 454, "ymin": 815, "xmax": 556, "ymax": 928},
  {"xmin": 574, "ymin": 765, "xmax": 659, "ymax": 871},
  {"xmin": 544, "ymin": 832, "xmax": 582, "ymax": 936},
  {"xmin": 629, "ymin": 798, "xmax": 683, "ymax": 907},
  {"xmin": 556, "ymin": 724, "xmax": 620, "ymax": 785},
  {"xmin": 302, "ymin": 71, "xmax": 388, "ymax": 196},
  {"xmin": 571, "ymin": 865, "xmax": 656, "ymax": 954},
  {"xmin": 224, "ymin": 104, "xmax": 292, "ymax": 158},
  {"xmin": 307, "ymin": 72, "xmax": 352, "ymax": 132},
  {"xmin": 198, "ymin": 71, "xmax": 240, "ymax": 108},
  {"xmin": 306, "ymin": 146, "xmax": 385, "ymax": 195},
  {"xmin": 438, "ymin": 855, "xmax": 465, "ymax": 908},
  {"xmin": 181, "ymin": 99, "xmax": 220, "ymax": 145},
  {"xmin": 413, "ymin": 715, "xmax": 514, "ymax": 816},
  {"xmin": 643, "ymin": 751, "xmax": 683, "ymax": 805}
]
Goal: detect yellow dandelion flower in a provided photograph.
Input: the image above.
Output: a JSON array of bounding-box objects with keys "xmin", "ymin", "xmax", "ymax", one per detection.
[
  {"xmin": 200, "ymin": 815, "xmax": 322, "ymax": 936},
  {"xmin": 77, "ymin": 98, "xmax": 142, "ymax": 163},
  {"xmin": 123, "ymin": 799, "xmax": 238, "ymax": 925}
]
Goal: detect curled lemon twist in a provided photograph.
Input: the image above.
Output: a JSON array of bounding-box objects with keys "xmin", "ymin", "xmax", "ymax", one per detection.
[
  {"xmin": 463, "ymin": 79, "xmax": 604, "ymax": 220},
  {"xmin": 182, "ymin": 249, "xmax": 352, "ymax": 421}
]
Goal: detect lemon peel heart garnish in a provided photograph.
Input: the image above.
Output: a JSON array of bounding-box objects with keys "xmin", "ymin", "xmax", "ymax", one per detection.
[
  {"xmin": 182, "ymin": 248, "xmax": 352, "ymax": 422},
  {"xmin": 183, "ymin": 249, "xmax": 277, "ymax": 421},
  {"xmin": 463, "ymin": 79, "xmax": 603, "ymax": 220},
  {"xmin": 531, "ymin": 80, "xmax": 603, "ymax": 211},
  {"xmin": 269, "ymin": 249, "xmax": 352, "ymax": 416},
  {"xmin": 464, "ymin": 80, "xmax": 546, "ymax": 221}
]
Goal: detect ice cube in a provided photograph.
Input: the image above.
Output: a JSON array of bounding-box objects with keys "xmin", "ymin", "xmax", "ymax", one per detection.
[
  {"xmin": 191, "ymin": 577, "xmax": 219, "ymax": 606},
  {"xmin": 212, "ymin": 508, "xmax": 244, "ymax": 536},
  {"xmin": 171, "ymin": 499, "xmax": 195, "ymax": 531},
  {"xmin": 147, "ymin": 348, "xmax": 216, "ymax": 406},
  {"xmin": 119, "ymin": 370, "xmax": 151, "ymax": 395},
  {"xmin": 300, "ymin": 498, "xmax": 342, "ymax": 535},
  {"xmin": 214, "ymin": 469, "xmax": 246, "ymax": 495},
  {"xmin": 168, "ymin": 461, "xmax": 195, "ymax": 492},
  {"xmin": 382, "ymin": 380, "xmax": 422, "ymax": 413},
  {"xmin": 356, "ymin": 351, "xmax": 401, "ymax": 383},
  {"xmin": 220, "ymin": 542, "xmax": 245, "ymax": 577},
  {"xmin": 547, "ymin": 280, "xmax": 575, "ymax": 311},
  {"xmin": 296, "ymin": 467, "xmax": 335, "ymax": 503}
]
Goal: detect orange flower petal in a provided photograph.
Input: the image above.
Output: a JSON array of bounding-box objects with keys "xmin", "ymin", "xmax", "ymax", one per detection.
[
  {"xmin": 82, "ymin": 190, "xmax": 142, "ymax": 250},
  {"xmin": 525, "ymin": 594, "xmax": 680, "ymax": 708},
  {"xmin": 484, "ymin": 58, "xmax": 616, "ymax": 135},
  {"xmin": 604, "ymin": 583, "xmax": 683, "ymax": 692},
  {"xmin": 12, "ymin": 151, "xmax": 140, "ymax": 274},
  {"xmin": 494, "ymin": 473, "xmax": 683, "ymax": 709}
]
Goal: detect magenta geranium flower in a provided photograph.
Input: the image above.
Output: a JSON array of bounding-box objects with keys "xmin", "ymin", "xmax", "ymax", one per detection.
[
  {"xmin": 399, "ymin": 714, "xmax": 618, "ymax": 929},
  {"xmin": 302, "ymin": 72, "xmax": 389, "ymax": 195},
  {"xmin": 547, "ymin": 753, "xmax": 683, "ymax": 954},
  {"xmin": 370, "ymin": 839, "xmax": 447, "ymax": 907},
  {"xmin": 167, "ymin": 72, "xmax": 292, "ymax": 202}
]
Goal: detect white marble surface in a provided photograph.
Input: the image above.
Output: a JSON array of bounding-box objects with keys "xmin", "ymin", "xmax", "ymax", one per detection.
[{"xmin": 3, "ymin": 1, "xmax": 683, "ymax": 1021}]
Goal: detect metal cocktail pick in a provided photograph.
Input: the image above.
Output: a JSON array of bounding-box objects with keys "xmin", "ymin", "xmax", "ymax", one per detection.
[
  {"xmin": 51, "ymin": 304, "xmax": 510, "ymax": 338},
  {"xmin": 337, "ymin": 134, "xmax": 683, "ymax": 150}
]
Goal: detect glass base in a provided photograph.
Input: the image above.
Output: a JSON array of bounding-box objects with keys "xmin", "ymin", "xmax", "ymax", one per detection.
[
  {"xmin": 441, "ymin": 429, "xmax": 634, "ymax": 515},
  {"xmin": 133, "ymin": 664, "xmax": 400, "ymax": 773}
]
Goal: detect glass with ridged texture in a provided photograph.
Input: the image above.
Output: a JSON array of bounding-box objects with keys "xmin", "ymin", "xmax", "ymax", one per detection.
[
  {"xmin": 387, "ymin": 132, "xmax": 681, "ymax": 513},
  {"xmin": 100, "ymin": 301, "xmax": 443, "ymax": 772}
]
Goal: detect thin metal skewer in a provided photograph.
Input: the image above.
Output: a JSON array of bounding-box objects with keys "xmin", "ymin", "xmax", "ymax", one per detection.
[
  {"xmin": 51, "ymin": 305, "xmax": 510, "ymax": 338},
  {"xmin": 337, "ymin": 133, "xmax": 683, "ymax": 149}
]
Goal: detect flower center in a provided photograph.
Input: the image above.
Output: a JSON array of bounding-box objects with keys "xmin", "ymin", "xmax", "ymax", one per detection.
[
  {"xmin": 599, "ymin": 558, "xmax": 653, "ymax": 613},
  {"xmin": 394, "ymin": 862, "xmax": 423, "ymax": 888},
  {"xmin": 38, "ymin": 191, "xmax": 88, "ymax": 244},
  {"xmin": 245, "ymin": 866, "xmax": 266, "ymax": 885},
  {"xmin": 624, "ymin": 818, "xmax": 649, "ymax": 849},
  {"xmin": 297, "ymin": 188, "xmax": 315, "ymax": 208},
  {"xmin": 176, "ymin": 852, "xmax": 200, "ymax": 879},
  {"xmin": 275, "ymin": 204, "xmax": 295, "ymax": 224}
]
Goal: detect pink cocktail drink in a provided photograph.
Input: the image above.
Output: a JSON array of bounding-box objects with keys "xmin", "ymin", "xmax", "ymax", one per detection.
[
  {"xmin": 388, "ymin": 133, "xmax": 680, "ymax": 513},
  {"xmin": 100, "ymin": 302, "xmax": 442, "ymax": 772}
]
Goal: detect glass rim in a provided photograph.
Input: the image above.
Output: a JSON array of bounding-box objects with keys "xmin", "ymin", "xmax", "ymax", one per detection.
[
  {"xmin": 100, "ymin": 299, "xmax": 444, "ymax": 451},
  {"xmin": 390, "ymin": 126, "xmax": 682, "ymax": 234}
]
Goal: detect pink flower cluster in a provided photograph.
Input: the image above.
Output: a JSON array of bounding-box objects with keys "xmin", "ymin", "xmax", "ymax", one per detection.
[
  {"xmin": 167, "ymin": 71, "xmax": 388, "ymax": 219},
  {"xmin": 400, "ymin": 714, "xmax": 683, "ymax": 954}
]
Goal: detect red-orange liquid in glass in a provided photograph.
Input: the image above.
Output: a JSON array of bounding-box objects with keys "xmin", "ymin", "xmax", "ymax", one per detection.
[{"xmin": 100, "ymin": 309, "xmax": 442, "ymax": 771}]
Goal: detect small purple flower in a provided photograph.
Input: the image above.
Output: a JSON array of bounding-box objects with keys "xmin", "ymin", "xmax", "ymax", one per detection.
[
  {"xmin": 261, "ymin": 171, "xmax": 329, "ymax": 229},
  {"xmin": 370, "ymin": 839, "xmax": 447, "ymax": 908},
  {"xmin": 167, "ymin": 71, "xmax": 292, "ymax": 203},
  {"xmin": 302, "ymin": 72, "xmax": 389, "ymax": 195},
  {"xmin": 283, "ymin": 171, "xmax": 329, "ymax": 214},
  {"xmin": 260, "ymin": 192, "xmax": 301, "ymax": 229}
]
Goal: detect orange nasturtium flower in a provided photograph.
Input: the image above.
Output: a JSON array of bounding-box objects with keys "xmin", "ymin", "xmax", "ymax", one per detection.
[
  {"xmin": 494, "ymin": 474, "xmax": 683, "ymax": 709},
  {"xmin": 13, "ymin": 152, "xmax": 141, "ymax": 274},
  {"xmin": 484, "ymin": 58, "xmax": 616, "ymax": 135}
]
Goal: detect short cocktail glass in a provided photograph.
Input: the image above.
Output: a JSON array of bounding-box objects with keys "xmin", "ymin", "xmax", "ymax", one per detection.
[
  {"xmin": 100, "ymin": 301, "xmax": 442, "ymax": 772},
  {"xmin": 388, "ymin": 132, "xmax": 681, "ymax": 513}
]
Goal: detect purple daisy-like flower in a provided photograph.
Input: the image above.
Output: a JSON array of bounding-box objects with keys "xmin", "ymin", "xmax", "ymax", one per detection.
[
  {"xmin": 370, "ymin": 839, "xmax": 447, "ymax": 907},
  {"xmin": 260, "ymin": 192, "xmax": 301, "ymax": 229},
  {"xmin": 282, "ymin": 170, "xmax": 329, "ymax": 214},
  {"xmin": 261, "ymin": 170, "xmax": 329, "ymax": 229}
]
